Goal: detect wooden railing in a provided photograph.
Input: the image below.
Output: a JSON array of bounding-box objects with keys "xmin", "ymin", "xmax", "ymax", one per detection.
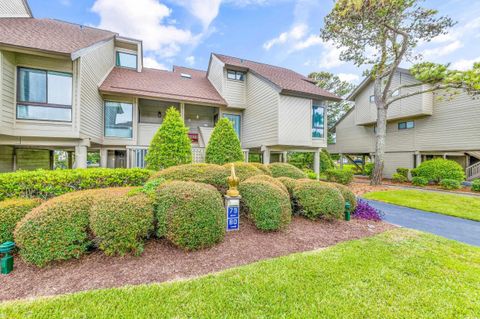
[{"xmin": 466, "ymin": 162, "xmax": 480, "ymax": 180}]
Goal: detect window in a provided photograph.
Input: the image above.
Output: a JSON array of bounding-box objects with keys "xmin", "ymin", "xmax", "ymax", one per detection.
[
  {"xmin": 398, "ymin": 121, "xmax": 414, "ymax": 130},
  {"xmin": 16, "ymin": 68, "xmax": 72, "ymax": 122},
  {"xmin": 116, "ymin": 51, "xmax": 137, "ymax": 69},
  {"xmin": 312, "ymin": 104, "xmax": 325, "ymax": 138},
  {"xmin": 223, "ymin": 113, "xmax": 241, "ymax": 137},
  {"xmin": 369, "ymin": 95, "xmax": 375, "ymax": 103},
  {"xmin": 227, "ymin": 70, "xmax": 245, "ymax": 81},
  {"xmin": 104, "ymin": 101, "xmax": 133, "ymax": 138}
]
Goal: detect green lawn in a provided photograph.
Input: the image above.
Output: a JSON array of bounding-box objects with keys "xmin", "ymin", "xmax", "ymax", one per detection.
[
  {"xmin": 1, "ymin": 229, "xmax": 480, "ymax": 318},
  {"xmin": 363, "ymin": 189, "xmax": 480, "ymax": 221}
]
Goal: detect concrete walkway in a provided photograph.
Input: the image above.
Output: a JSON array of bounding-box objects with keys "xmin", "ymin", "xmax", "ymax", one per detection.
[{"xmin": 362, "ymin": 199, "xmax": 480, "ymax": 247}]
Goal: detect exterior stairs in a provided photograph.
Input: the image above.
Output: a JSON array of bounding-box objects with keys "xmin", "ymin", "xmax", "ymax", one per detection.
[{"xmin": 466, "ymin": 161, "xmax": 480, "ymax": 181}]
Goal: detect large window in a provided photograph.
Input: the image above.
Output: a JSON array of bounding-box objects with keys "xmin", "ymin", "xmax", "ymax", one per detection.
[
  {"xmin": 223, "ymin": 113, "xmax": 241, "ymax": 137},
  {"xmin": 104, "ymin": 101, "xmax": 133, "ymax": 138},
  {"xmin": 116, "ymin": 51, "xmax": 137, "ymax": 69},
  {"xmin": 312, "ymin": 104, "xmax": 325, "ymax": 138},
  {"xmin": 16, "ymin": 67, "xmax": 72, "ymax": 122},
  {"xmin": 227, "ymin": 70, "xmax": 245, "ymax": 81}
]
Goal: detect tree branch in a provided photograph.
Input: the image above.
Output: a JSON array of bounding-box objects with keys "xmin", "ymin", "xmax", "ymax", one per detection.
[{"xmin": 385, "ymin": 83, "xmax": 464, "ymax": 107}]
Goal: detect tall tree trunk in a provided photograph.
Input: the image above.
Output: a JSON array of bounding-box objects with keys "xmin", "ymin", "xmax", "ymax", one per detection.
[{"xmin": 371, "ymin": 104, "xmax": 387, "ymax": 185}]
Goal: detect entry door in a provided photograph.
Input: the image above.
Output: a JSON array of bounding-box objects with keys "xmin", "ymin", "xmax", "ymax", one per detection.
[{"xmin": 223, "ymin": 114, "xmax": 241, "ymax": 138}]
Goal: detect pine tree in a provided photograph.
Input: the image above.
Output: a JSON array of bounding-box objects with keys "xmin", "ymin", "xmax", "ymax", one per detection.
[
  {"xmin": 206, "ymin": 118, "xmax": 244, "ymax": 165},
  {"xmin": 145, "ymin": 107, "xmax": 192, "ymax": 170}
]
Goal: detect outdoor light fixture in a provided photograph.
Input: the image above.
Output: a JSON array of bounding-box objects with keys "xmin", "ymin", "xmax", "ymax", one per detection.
[
  {"xmin": 0, "ymin": 241, "xmax": 15, "ymax": 275},
  {"xmin": 345, "ymin": 201, "xmax": 351, "ymax": 221}
]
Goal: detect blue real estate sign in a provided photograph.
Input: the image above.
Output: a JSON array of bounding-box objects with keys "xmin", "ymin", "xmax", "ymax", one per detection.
[{"xmin": 226, "ymin": 199, "xmax": 240, "ymax": 231}]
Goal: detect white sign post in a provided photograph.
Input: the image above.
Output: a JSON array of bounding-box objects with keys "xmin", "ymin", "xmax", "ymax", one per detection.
[{"xmin": 225, "ymin": 196, "xmax": 240, "ymax": 231}]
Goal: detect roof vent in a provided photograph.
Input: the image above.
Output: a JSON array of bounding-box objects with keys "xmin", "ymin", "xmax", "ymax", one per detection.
[{"xmin": 181, "ymin": 73, "xmax": 192, "ymax": 79}]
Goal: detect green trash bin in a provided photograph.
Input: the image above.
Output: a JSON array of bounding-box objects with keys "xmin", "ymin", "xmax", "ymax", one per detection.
[{"xmin": 0, "ymin": 241, "xmax": 15, "ymax": 275}]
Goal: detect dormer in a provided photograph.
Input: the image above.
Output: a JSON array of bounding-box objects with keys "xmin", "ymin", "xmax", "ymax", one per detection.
[
  {"xmin": 0, "ymin": 0, "xmax": 33, "ymax": 18},
  {"xmin": 114, "ymin": 36, "xmax": 143, "ymax": 72}
]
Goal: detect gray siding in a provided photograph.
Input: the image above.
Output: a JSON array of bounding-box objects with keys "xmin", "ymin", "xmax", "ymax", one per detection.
[
  {"xmin": 242, "ymin": 73, "xmax": 279, "ymax": 148},
  {"xmin": 383, "ymin": 152, "xmax": 414, "ymax": 178},
  {"xmin": 224, "ymin": 77, "xmax": 246, "ymax": 107},
  {"xmin": 0, "ymin": 51, "xmax": 15, "ymax": 134},
  {"xmin": 79, "ymin": 39, "xmax": 115, "ymax": 140},
  {"xmin": 330, "ymin": 110, "xmax": 375, "ymax": 154},
  {"xmin": 0, "ymin": 0, "xmax": 30, "ymax": 17},
  {"xmin": 207, "ymin": 55, "xmax": 224, "ymax": 96}
]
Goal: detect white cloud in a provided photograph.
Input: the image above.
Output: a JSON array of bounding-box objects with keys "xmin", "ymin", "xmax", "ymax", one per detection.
[
  {"xmin": 291, "ymin": 34, "xmax": 322, "ymax": 51},
  {"xmin": 422, "ymin": 40, "xmax": 463, "ymax": 59},
  {"xmin": 451, "ymin": 57, "xmax": 480, "ymax": 71},
  {"xmin": 92, "ymin": 0, "xmax": 199, "ymax": 58},
  {"xmin": 143, "ymin": 57, "xmax": 169, "ymax": 70},
  {"xmin": 174, "ymin": 0, "xmax": 222, "ymax": 29},
  {"xmin": 317, "ymin": 43, "xmax": 344, "ymax": 69},
  {"xmin": 337, "ymin": 73, "xmax": 360, "ymax": 83},
  {"xmin": 185, "ymin": 56, "xmax": 196, "ymax": 66},
  {"xmin": 263, "ymin": 24, "xmax": 308, "ymax": 50},
  {"xmin": 59, "ymin": 0, "xmax": 71, "ymax": 6}
]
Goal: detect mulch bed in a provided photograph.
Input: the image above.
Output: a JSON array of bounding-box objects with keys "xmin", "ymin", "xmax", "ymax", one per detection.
[{"xmin": 0, "ymin": 217, "xmax": 394, "ymax": 302}]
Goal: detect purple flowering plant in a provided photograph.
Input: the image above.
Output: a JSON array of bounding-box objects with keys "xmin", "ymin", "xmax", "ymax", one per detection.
[{"xmin": 353, "ymin": 199, "xmax": 384, "ymax": 221}]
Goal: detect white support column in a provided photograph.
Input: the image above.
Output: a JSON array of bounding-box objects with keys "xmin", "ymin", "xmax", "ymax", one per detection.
[
  {"xmin": 100, "ymin": 148, "xmax": 108, "ymax": 168},
  {"xmin": 313, "ymin": 149, "xmax": 321, "ymax": 179},
  {"xmin": 282, "ymin": 151, "xmax": 288, "ymax": 163},
  {"xmin": 261, "ymin": 146, "xmax": 270, "ymax": 164},
  {"xmin": 74, "ymin": 145, "xmax": 87, "ymax": 169},
  {"xmin": 180, "ymin": 102, "xmax": 185, "ymax": 121},
  {"xmin": 415, "ymin": 153, "xmax": 422, "ymax": 168},
  {"xmin": 340, "ymin": 153, "xmax": 344, "ymax": 169}
]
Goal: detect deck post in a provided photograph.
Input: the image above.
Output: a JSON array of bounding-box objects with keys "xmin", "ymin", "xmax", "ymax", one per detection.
[
  {"xmin": 313, "ymin": 149, "xmax": 321, "ymax": 179},
  {"xmin": 261, "ymin": 146, "xmax": 270, "ymax": 164}
]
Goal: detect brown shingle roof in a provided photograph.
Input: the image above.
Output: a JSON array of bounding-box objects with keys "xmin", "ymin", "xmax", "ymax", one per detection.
[
  {"xmin": 100, "ymin": 67, "xmax": 227, "ymax": 106},
  {"xmin": 213, "ymin": 53, "xmax": 341, "ymax": 101},
  {"xmin": 0, "ymin": 18, "xmax": 116, "ymax": 56}
]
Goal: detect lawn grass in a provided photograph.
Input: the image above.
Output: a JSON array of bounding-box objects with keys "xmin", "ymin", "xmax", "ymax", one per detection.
[
  {"xmin": 1, "ymin": 229, "xmax": 480, "ymax": 318},
  {"xmin": 363, "ymin": 189, "xmax": 480, "ymax": 221}
]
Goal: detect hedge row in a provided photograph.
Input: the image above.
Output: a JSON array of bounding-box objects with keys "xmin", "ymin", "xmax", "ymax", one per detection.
[
  {"xmin": 0, "ymin": 198, "xmax": 43, "ymax": 243},
  {"xmin": 14, "ymin": 188, "xmax": 154, "ymax": 266},
  {"xmin": 0, "ymin": 168, "xmax": 152, "ymax": 201}
]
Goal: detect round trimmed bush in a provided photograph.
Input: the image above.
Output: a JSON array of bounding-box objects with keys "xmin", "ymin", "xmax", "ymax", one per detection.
[
  {"xmin": 414, "ymin": 158, "xmax": 465, "ymax": 183},
  {"xmin": 90, "ymin": 190, "xmax": 154, "ymax": 256},
  {"xmin": 223, "ymin": 162, "xmax": 263, "ymax": 181},
  {"xmin": 151, "ymin": 163, "xmax": 229, "ymax": 190},
  {"xmin": 391, "ymin": 173, "xmax": 408, "ymax": 183},
  {"xmin": 472, "ymin": 179, "xmax": 480, "ymax": 192},
  {"xmin": 330, "ymin": 183, "xmax": 357, "ymax": 212},
  {"xmin": 249, "ymin": 162, "xmax": 272, "ymax": 175},
  {"xmin": 412, "ymin": 176, "xmax": 429, "ymax": 186},
  {"xmin": 325, "ymin": 169, "xmax": 354, "ymax": 185},
  {"xmin": 293, "ymin": 182, "xmax": 345, "ymax": 220},
  {"xmin": 268, "ymin": 163, "xmax": 307, "ymax": 179},
  {"xmin": 14, "ymin": 190, "xmax": 99, "ymax": 267},
  {"xmin": 276, "ymin": 177, "xmax": 297, "ymax": 197},
  {"xmin": 244, "ymin": 175, "xmax": 288, "ymax": 196},
  {"xmin": 155, "ymin": 181, "xmax": 225, "ymax": 250},
  {"xmin": 0, "ymin": 198, "xmax": 42, "ymax": 243},
  {"xmin": 239, "ymin": 179, "xmax": 291, "ymax": 231},
  {"xmin": 439, "ymin": 179, "xmax": 461, "ymax": 190}
]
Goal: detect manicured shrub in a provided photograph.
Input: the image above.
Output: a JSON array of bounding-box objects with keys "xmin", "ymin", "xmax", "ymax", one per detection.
[
  {"xmin": 293, "ymin": 182, "xmax": 345, "ymax": 220},
  {"xmin": 414, "ymin": 158, "xmax": 465, "ymax": 183},
  {"xmin": 244, "ymin": 175, "xmax": 289, "ymax": 196},
  {"xmin": 320, "ymin": 149, "xmax": 335, "ymax": 172},
  {"xmin": 205, "ymin": 118, "xmax": 244, "ymax": 165},
  {"xmin": 353, "ymin": 199, "xmax": 384, "ymax": 221},
  {"xmin": 412, "ymin": 176, "xmax": 429, "ymax": 187},
  {"xmin": 472, "ymin": 179, "xmax": 480, "ymax": 192},
  {"xmin": 276, "ymin": 177, "xmax": 298, "ymax": 197},
  {"xmin": 14, "ymin": 190, "xmax": 98, "ymax": 267},
  {"xmin": 239, "ymin": 179, "xmax": 291, "ymax": 231},
  {"xmin": 325, "ymin": 169, "xmax": 354, "ymax": 185},
  {"xmin": 224, "ymin": 162, "xmax": 263, "ymax": 182},
  {"xmin": 396, "ymin": 168, "xmax": 410, "ymax": 179},
  {"xmin": 391, "ymin": 173, "xmax": 408, "ymax": 183},
  {"xmin": 364, "ymin": 163, "xmax": 374, "ymax": 177},
  {"xmin": 155, "ymin": 181, "xmax": 225, "ymax": 250},
  {"xmin": 151, "ymin": 164, "xmax": 229, "ymax": 191},
  {"xmin": 0, "ymin": 198, "xmax": 42, "ymax": 243},
  {"xmin": 145, "ymin": 107, "xmax": 192, "ymax": 170},
  {"xmin": 306, "ymin": 170, "xmax": 318, "ymax": 180},
  {"xmin": 439, "ymin": 179, "xmax": 461, "ymax": 190},
  {"xmin": 0, "ymin": 168, "xmax": 151, "ymax": 201},
  {"xmin": 330, "ymin": 183, "xmax": 357, "ymax": 212},
  {"xmin": 90, "ymin": 190, "xmax": 154, "ymax": 256},
  {"xmin": 249, "ymin": 162, "xmax": 272, "ymax": 175},
  {"xmin": 268, "ymin": 163, "xmax": 307, "ymax": 179}
]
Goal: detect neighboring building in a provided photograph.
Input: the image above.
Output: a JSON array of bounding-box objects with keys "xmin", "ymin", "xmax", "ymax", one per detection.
[
  {"xmin": 328, "ymin": 68, "xmax": 480, "ymax": 180},
  {"xmin": 0, "ymin": 0, "xmax": 339, "ymax": 174}
]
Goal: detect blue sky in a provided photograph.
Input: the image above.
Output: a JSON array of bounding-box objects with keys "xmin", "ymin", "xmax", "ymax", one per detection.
[{"xmin": 29, "ymin": 0, "xmax": 480, "ymax": 84}]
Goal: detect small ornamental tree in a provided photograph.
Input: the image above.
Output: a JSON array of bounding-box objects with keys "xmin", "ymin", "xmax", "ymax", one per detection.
[
  {"xmin": 206, "ymin": 118, "xmax": 244, "ymax": 165},
  {"xmin": 145, "ymin": 107, "xmax": 192, "ymax": 170}
]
